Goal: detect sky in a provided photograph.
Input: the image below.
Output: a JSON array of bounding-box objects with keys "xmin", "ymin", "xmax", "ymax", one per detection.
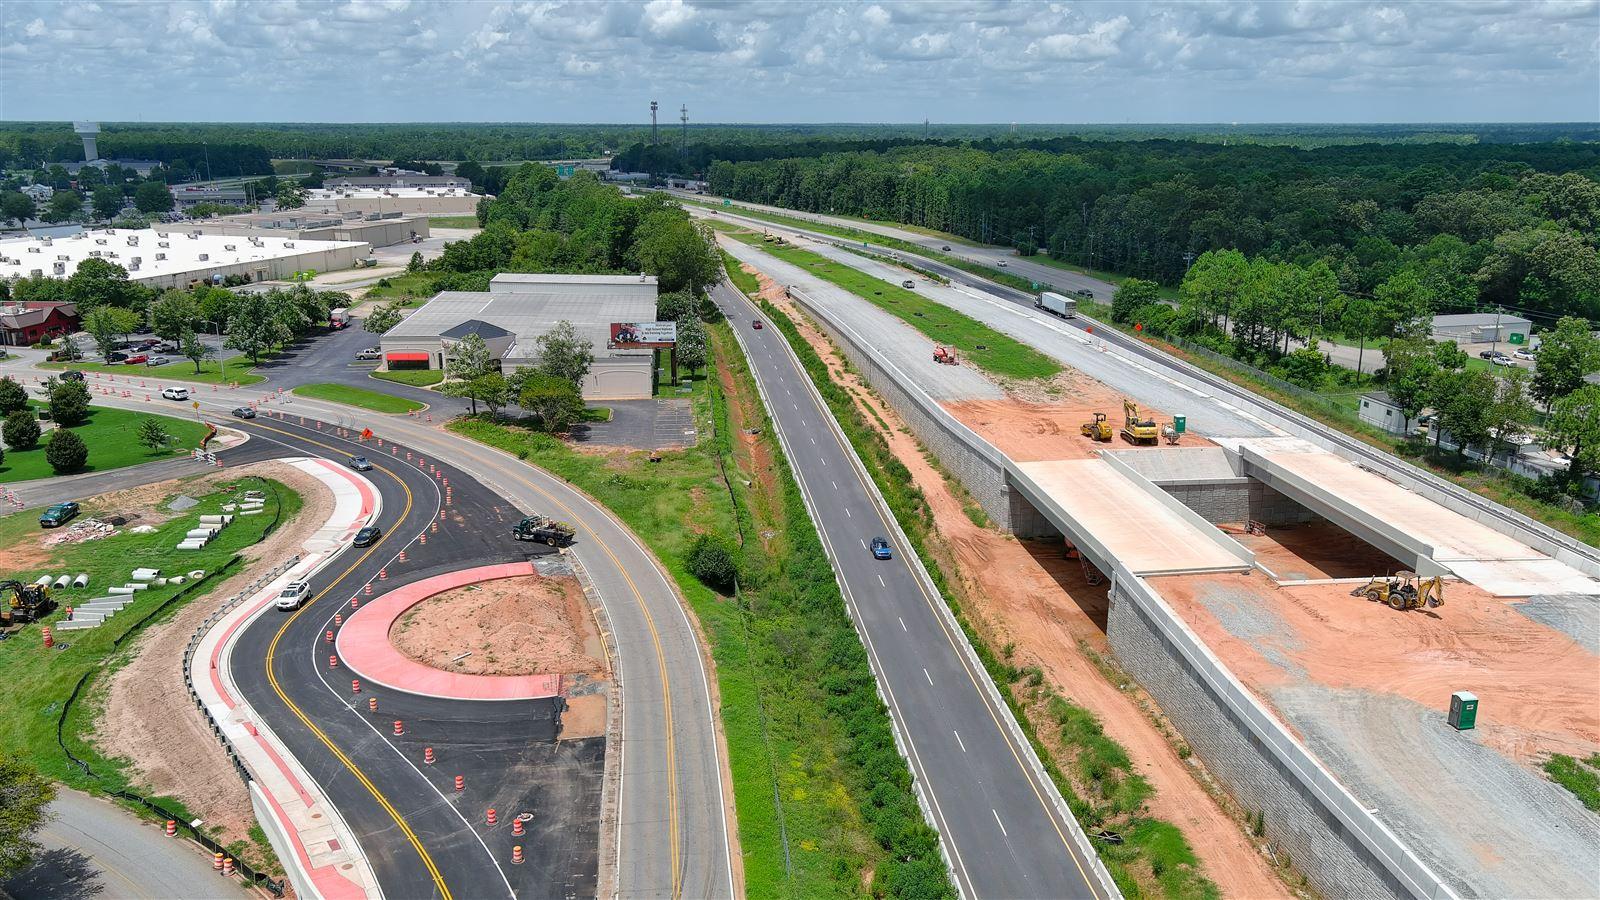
[{"xmin": 1, "ymin": 0, "xmax": 1596, "ymax": 124}]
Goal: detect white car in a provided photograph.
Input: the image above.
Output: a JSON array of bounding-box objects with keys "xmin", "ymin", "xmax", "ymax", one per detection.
[
  {"xmin": 1490, "ymin": 354, "xmax": 1514, "ymax": 366},
  {"xmin": 355, "ymin": 348, "xmax": 381, "ymax": 361},
  {"xmin": 1514, "ymin": 348, "xmax": 1536, "ymax": 361},
  {"xmin": 275, "ymin": 580, "xmax": 312, "ymax": 611},
  {"xmin": 160, "ymin": 386, "xmax": 190, "ymax": 401}
]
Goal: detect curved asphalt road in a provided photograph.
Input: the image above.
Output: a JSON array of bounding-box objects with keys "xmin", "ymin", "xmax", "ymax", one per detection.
[
  {"xmin": 224, "ymin": 414, "xmax": 603, "ymax": 900},
  {"xmin": 712, "ymin": 279, "xmax": 1112, "ymax": 898}
]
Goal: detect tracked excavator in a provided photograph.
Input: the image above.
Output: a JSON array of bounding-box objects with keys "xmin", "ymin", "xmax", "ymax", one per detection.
[
  {"xmin": 1121, "ymin": 399, "xmax": 1159, "ymax": 445},
  {"xmin": 0, "ymin": 580, "xmax": 55, "ymax": 629},
  {"xmin": 1350, "ymin": 571, "xmax": 1444, "ymax": 611}
]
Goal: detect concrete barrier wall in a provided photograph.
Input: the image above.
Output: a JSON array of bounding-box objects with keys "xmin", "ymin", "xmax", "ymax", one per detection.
[{"xmin": 1105, "ymin": 569, "xmax": 1458, "ymax": 900}]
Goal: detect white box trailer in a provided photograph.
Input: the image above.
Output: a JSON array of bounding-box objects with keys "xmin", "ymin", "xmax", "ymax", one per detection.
[{"xmin": 1036, "ymin": 291, "xmax": 1077, "ymax": 318}]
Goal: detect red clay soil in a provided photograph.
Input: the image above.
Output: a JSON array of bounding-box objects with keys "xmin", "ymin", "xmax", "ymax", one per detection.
[
  {"xmin": 1151, "ymin": 572, "xmax": 1600, "ymax": 765},
  {"xmin": 1229, "ymin": 520, "xmax": 1407, "ymax": 581},
  {"xmin": 390, "ymin": 574, "xmax": 605, "ymax": 677},
  {"xmin": 750, "ymin": 266, "xmax": 1290, "ymax": 899},
  {"xmin": 944, "ymin": 395, "xmax": 1214, "ymax": 463}
]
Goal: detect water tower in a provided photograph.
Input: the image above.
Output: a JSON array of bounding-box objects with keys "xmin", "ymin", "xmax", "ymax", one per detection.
[{"xmin": 73, "ymin": 122, "xmax": 101, "ymax": 162}]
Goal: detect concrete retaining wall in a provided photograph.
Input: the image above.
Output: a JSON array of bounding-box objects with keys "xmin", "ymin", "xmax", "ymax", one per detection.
[{"xmin": 1105, "ymin": 571, "xmax": 1457, "ymax": 900}]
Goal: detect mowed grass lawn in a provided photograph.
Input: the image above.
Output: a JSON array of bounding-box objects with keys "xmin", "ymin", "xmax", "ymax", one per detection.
[
  {"xmin": 0, "ymin": 477, "xmax": 298, "ymax": 796},
  {"xmin": 427, "ymin": 216, "xmax": 480, "ymax": 229},
  {"xmin": 1, "ymin": 403, "xmax": 209, "ymax": 482},
  {"xmin": 292, "ymin": 382, "xmax": 425, "ymax": 413},
  {"xmin": 725, "ymin": 230, "xmax": 1062, "ymax": 381},
  {"xmin": 42, "ymin": 355, "xmax": 266, "ymax": 386},
  {"xmin": 370, "ymin": 369, "xmax": 443, "ymax": 388}
]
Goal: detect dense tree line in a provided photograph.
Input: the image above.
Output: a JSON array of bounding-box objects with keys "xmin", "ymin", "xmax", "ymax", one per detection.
[{"xmin": 708, "ymin": 140, "xmax": 1600, "ymax": 322}]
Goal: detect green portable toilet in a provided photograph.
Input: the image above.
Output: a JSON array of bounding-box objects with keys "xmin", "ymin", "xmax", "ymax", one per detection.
[
  {"xmin": 1449, "ymin": 691, "xmax": 1478, "ymax": 730},
  {"xmin": 1173, "ymin": 415, "xmax": 1186, "ymax": 434}
]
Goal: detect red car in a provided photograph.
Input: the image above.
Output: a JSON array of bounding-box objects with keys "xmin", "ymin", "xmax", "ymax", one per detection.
[
  {"xmin": 123, "ymin": 353, "xmax": 148, "ymax": 365},
  {"xmin": 751, "ymin": 319, "xmax": 763, "ymax": 330}
]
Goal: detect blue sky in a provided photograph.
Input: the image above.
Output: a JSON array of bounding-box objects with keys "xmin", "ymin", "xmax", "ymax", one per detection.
[{"xmin": 2, "ymin": 0, "xmax": 1596, "ymax": 123}]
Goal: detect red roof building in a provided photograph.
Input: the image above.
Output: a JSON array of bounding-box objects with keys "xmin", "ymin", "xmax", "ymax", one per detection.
[{"xmin": 0, "ymin": 302, "xmax": 80, "ymax": 347}]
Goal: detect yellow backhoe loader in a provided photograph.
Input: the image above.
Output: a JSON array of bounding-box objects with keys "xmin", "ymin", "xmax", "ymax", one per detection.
[
  {"xmin": 1350, "ymin": 571, "xmax": 1444, "ymax": 611},
  {"xmin": 0, "ymin": 580, "xmax": 54, "ymax": 629}
]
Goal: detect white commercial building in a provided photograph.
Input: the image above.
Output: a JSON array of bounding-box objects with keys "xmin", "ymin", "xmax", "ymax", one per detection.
[
  {"xmin": 380, "ymin": 273, "xmax": 659, "ymax": 400},
  {"xmin": 306, "ymin": 186, "xmax": 484, "ymax": 217},
  {"xmin": 1432, "ymin": 312, "xmax": 1534, "ymax": 345},
  {"xmin": 0, "ymin": 228, "xmax": 368, "ymax": 290}
]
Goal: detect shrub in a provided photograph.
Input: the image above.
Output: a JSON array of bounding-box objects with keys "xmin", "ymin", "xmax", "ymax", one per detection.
[
  {"xmin": 0, "ymin": 377, "xmax": 28, "ymax": 415},
  {"xmin": 686, "ymin": 533, "xmax": 738, "ymax": 592},
  {"xmin": 3, "ymin": 410, "xmax": 40, "ymax": 450},
  {"xmin": 45, "ymin": 428, "xmax": 87, "ymax": 473}
]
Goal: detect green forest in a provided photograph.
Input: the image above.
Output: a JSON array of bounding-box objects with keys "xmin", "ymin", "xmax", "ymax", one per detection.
[{"xmin": 707, "ymin": 139, "xmax": 1600, "ymax": 324}]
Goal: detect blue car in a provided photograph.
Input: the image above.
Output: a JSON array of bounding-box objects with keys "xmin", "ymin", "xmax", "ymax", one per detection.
[{"xmin": 870, "ymin": 537, "xmax": 893, "ymax": 560}]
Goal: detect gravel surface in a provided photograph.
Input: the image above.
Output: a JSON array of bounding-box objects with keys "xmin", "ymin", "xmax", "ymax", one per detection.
[
  {"xmin": 721, "ymin": 237, "xmax": 1004, "ymax": 401},
  {"xmin": 1513, "ymin": 593, "xmax": 1600, "ymax": 655},
  {"xmin": 1274, "ymin": 686, "xmax": 1600, "ymax": 899}
]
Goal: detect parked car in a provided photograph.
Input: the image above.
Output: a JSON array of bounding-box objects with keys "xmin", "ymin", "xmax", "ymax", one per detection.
[
  {"xmin": 39, "ymin": 501, "xmax": 80, "ymax": 529},
  {"xmin": 107, "ymin": 351, "xmax": 130, "ymax": 363},
  {"xmin": 123, "ymin": 354, "xmax": 148, "ymax": 365},
  {"xmin": 1514, "ymin": 348, "xmax": 1536, "ymax": 361},
  {"xmin": 870, "ymin": 536, "xmax": 893, "ymax": 560},
  {"xmin": 231, "ymin": 407, "xmax": 256, "ymax": 419},
  {"xmin": 347, "ymin": 456, "xmax": 373, "ymax": 471},
  {"xmin": 354, "ymin": 348, "xmax": 381, "ymax": 361},
  {"xmin": 1491, "ymin": 355, "xmax": 1514, "ymax": 366},
  {"xmin": 60, "ymin": 370, "xmax": 85, "ymax": 382},
  {"xmin": 157, "ymin": 341, "xmax": 179, "ymax": 353},
  {"xmin": 1478, "ymin": 349, "xmax": 1499, "ymax": 360},
  {"xmin": 161, "ymin": 386, "xmax": 190, "ymax": 401},
  {"xmin": 353, "ymin": 526, "xmax": 382, "ymax": 548},
  {"xmin": 145, "ymin": 356, "xmax": 170, "ymax": 366},
  {"xmin": 274, "ymin": 580, "xmax": 312, "ymax": 611},
  {"xmin": 751, "ymin": 319, "xmax": 763, "ymax": 330}
]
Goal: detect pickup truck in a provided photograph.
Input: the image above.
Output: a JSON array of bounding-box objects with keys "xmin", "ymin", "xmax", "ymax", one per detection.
[{"xmin": 510, "ymin": 515, "xmax": 576, "ymax": 547}]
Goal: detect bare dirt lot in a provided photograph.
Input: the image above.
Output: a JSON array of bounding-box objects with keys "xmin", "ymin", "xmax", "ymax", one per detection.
[
  {"xmin": 96, "ymin": 460, "xmax": 333, "ymax": 852},
  {"xmin": 750, "ymin": 266, "xmax": 1290, "ymax": 898},
  {"xmin": 390, "ymin": 573, "xmax": 605, "ymax": 677},
  {"xmin": 944, "ymin": 392, "xmax": 1213, "ymax": 463}
]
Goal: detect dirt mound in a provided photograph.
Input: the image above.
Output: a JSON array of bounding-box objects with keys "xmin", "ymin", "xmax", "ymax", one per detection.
[{"xmin": 390, "ymin": 574, "xmax": 605, "ymax": 676}]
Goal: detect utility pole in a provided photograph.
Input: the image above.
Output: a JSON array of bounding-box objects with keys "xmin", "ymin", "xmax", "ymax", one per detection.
[
  {"xmin": 1183, "ymin": 250, "xmax": 1196, "ymax": 271},
  {"xmin": 923, "ymin": 118, "xmax": 929, "ymax": 140},
  {"xmin": 1491, "ymin": 304, "xmax": 1503, "ymax": 360},
  {"xmin": 650, "ymin": 100, "xmax": 659, "ymax": 145},
  {"xmin": 680, "ymin": 104, "xmax": 688, "ymax": 157}
]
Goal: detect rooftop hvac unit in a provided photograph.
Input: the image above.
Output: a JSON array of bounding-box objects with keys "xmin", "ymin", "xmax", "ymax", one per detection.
[
  {"xmin": 40, "ymin": 238, "xmax": 52, "ymax": 246},
  {"xmin": 94, "ymin": 238, "xmax": 107, "ymax": 245},
  {"xmin": 52, "ymin": 262, "xmax": 65, "ymax": 275},
  {"xmin": 88, "ymin": 250, "xmax": 101, "ymax": 257},
  {"xmin": 29, "ymin": 269, "xmax": 42, "ymax": 279},
  {"xmin": 224, "ymin": 244, "xmax": 236, "ymax": 251},
  {"xmin": 155, "ymin": 253, "xmax": 166, "ymax": 260},
  {"xmin": 157, "ymin": 232, "xmax": 168, "ymax": 238},
  {"xmin": 158, "ymin": 241, "xmax": 169, "ymax": 248},
  {"xmin": 25, "ymin": 246, "xmax": 39, "ymax": 253},
  {"xmin": 283, "ymin": 242, "xmax": 294, "ymax": 248},
  {"xmin": 56, "ymin": 254, "xmax": 68, "ymax": 261},
  {"xmin": 198, "ymin": 253, "xmax": 209, "ymax": 261},
  {"xmin": 128, "ymin": 259, "xmax": 140, "ymax": 271},
  {"xmin": 107, "ymin": 251, "xmax": 118, "ymax": 258},
  {"xmin": 127, "ymin": 236, "xmax": 139, "ymax": 246},
  {"xmin": 187, "ymin": 233, "xmax": 199, "ymax": 239}
]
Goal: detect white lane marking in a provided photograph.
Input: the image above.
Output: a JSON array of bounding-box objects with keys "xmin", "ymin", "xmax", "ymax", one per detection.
[
  {"xmin": 860, "ymin": 538, "xmax": 868, "ymax": 550},
  {"xmin": 992, "ymin": 809, "xmax": 1008, "ymax": 837},
  {"xmin": 845, "ymin": 508, "xmax": 852, "ymax": 518},
  {"xmin": 899, "ymin": 617, "xmax": 907, "ymax": 631},
  {"xmin": 831, "ymin": 481, "xmax": 837, "ymax": 490},
  {"xmin": 877, "ymin": 573, "xmax": 885, "ymax": 587},
  {"xmin": 954, "ymin": 730, "xmax": 967, "ymax": 752},
  {"xmin": 810, "ymin": 436, "xmax": 816, "ymax": 444},
  {"xmin": 923, "ymin": 668, "xmax": 933, "ymax": 685}
]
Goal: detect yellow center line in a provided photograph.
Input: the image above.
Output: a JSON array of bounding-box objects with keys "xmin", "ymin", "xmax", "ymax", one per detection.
[{"xmin": 247, "ymin": 420, "xmax": 453, "ymax": 900}]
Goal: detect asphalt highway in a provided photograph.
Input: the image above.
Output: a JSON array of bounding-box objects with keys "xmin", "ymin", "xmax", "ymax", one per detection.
[
  {"xmin": 712, "ymin": 280, "xmax": 1110, "ymax": 898},
  {"xmin": 224, "ymin": 415, "xmax": 602, "ymax": 900}
]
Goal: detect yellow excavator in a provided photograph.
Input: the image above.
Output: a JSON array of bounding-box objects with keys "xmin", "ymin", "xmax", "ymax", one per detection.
[
  {"xmin": 0, "ymin": 580, "xmax": 54, "ymax": 629},
  {"xmin": 1121, "ymin": 399, "xmax": 1159, "ymax": 445},
  {"xmin": 1350, "ymin": 571, "xmax": 1444, "ymax": 611},
  {"xmin": 1080, "ymin": 412, "xmax": 1112, "ymax": 442}
]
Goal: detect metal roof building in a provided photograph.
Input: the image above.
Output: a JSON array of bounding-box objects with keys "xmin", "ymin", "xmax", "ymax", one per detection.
[
  {"xmin": 1431, "ymin": 312, "xmax": 1533, "ymax": 344},
  {"xmin": 380, "ymin": 273, "xmax": 659, "ymax": 399}
]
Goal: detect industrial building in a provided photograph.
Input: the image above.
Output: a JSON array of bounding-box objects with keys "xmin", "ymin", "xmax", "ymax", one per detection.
[
  {"xmin": 169, "ymin": 186, "xmax": 251, "ymax": 211},
  {"xmin": 1431, "ymin": 312, "xmax": 1533, "ymax": 344},
  {"xmin": 0, "ymin": 228, "xmax": 368, "ymax": 290},
  {"xmin": 186, "ymin": 211, "xmax": 428, "ymax": 248},
  {"xmin": 380, "ymin": 273, "xmax": 659, "ymax": 400},
  {"xmin": 326, "ymin": 174, "xmax": 471, "ymax": 190},
  {"xmin": 305, "ymin": 186, "xmax": 483, "ymax": 217}
]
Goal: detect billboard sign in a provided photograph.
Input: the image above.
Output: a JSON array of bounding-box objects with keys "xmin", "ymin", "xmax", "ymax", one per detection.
[{"xmin": 609, "ymin": 321, "xmax": 677, "ymax": 349}]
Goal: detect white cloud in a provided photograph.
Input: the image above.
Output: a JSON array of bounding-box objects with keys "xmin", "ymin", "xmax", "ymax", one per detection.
[{"xmin": 1029, "ymin": 16, "xmax": 1131, "ymax": 60}]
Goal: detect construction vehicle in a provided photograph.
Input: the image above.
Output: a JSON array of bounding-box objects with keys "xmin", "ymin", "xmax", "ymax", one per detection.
[
  {"xmin": 1162, "ymin": 422, "xmax": 1181, "ymax": 445},
  {"xmin": 1080, "ymin": 412, "xmax": 1112, "ymax": 442},
  {"xmin": 1121, "ymin": 399, "xmax": 1159, "ymax": 445},
  {"xmin": 1350, "ymin": 571, "xmax": 1444, "ymax": 611},
  {"xmin": 933, "ymin": 346, "xmax": 958, "ymax": 365},
  {"xmin": 510, "ymin": 515, "xmax": 576, "ymax": 548},
  {"xmin": 0, "ymin": 580, "xmax": 55, "ymax": 629}
]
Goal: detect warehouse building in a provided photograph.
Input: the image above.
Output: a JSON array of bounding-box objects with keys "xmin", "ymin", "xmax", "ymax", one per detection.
[
  {"xmin": 169, "ymin": 186, "xmax": 251, "ymax": 211},
  {"xmin": 0, "ymin": 228, "xmax": 368, "ymax": 290},
  {"xmin": 327, "ymin": 174, "xmax": 471, "ymax": 190},
  {"xmin": 380, "ymin": 273, "xmax": 660, "ymax": 400},
  {"xmin": 305, "ymin": 186, "xmax": 483, "ymax": 217},
  {"xmin": 1432, "ymin": 312, "xmax": 1533, "ymax": 345},
  {"xmin": 187, "ymin": 211, "xmax": 428, "ymax": 248}
]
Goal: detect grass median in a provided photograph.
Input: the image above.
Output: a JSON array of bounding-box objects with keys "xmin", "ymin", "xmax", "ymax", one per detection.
[
  {"xmin": 370, "ymin": 368, "xmax": 444, "ymax": 388},
  {"xmin": 0, "ymin": 403, "xmax": 209, "ymax": 483},
  {"xmin": 291, "ymin": 382, "xmax": 425, "ymax": 414},
  {"xmin": 723, "ymin": 229, "xmax": 1061, "ymax": 382},
  {"xmin": 41, "ymin": 356, "xmax": 265, "ymax": 386},
  {"xmin": 449, "ymin": 328, "xmax": 952, "ymax": 898}
]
